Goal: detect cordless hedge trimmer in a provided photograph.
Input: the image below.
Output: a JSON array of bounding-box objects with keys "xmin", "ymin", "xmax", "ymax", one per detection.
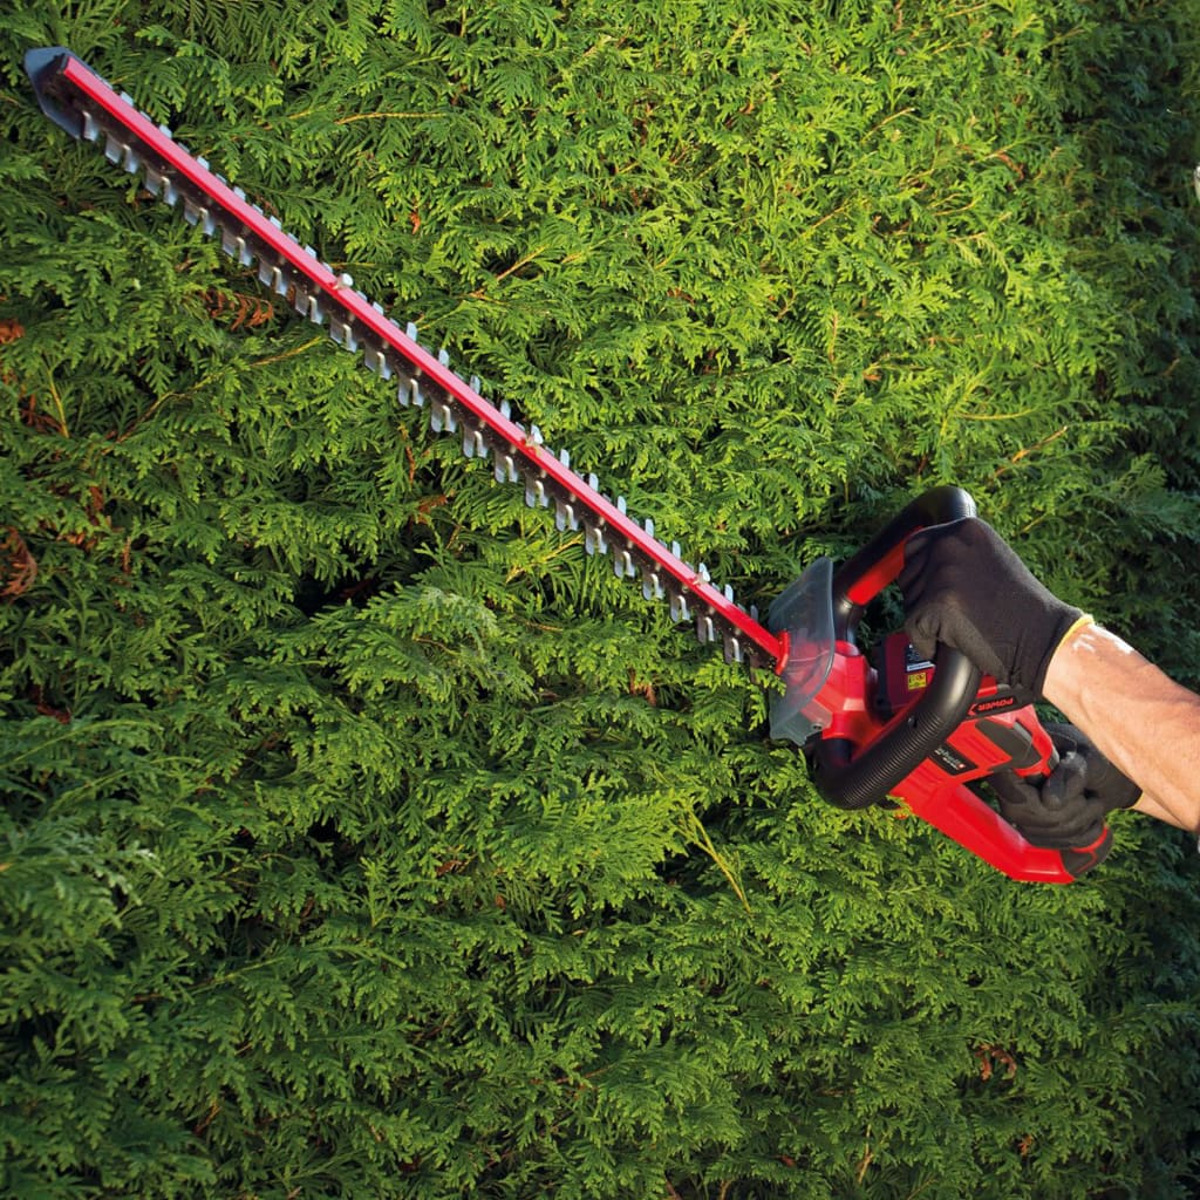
[{"xmin": 25, "ymin": 47, "xmax": 1112, "ymax": 883}]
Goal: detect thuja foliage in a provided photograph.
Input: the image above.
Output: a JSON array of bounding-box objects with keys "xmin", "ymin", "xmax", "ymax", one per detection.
[{"xmin": 3, "ymin": 1, "xmax": 1200, "ymax": 1196}]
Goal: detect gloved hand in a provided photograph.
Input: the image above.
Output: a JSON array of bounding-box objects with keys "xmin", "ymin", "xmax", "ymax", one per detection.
[
  {"xmin": 898, "ymin": 517, "xmax": 1083, "ymax": 698},
  {"xmin": 988, "ymin": 722, "xmax": 1141, "ymax": 852}
]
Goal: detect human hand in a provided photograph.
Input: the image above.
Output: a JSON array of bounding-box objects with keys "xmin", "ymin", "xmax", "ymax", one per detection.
[
  {"xmin": 987, "ymin": 722, "xmax": 1140, "ymax": 852},
  {"xmin": 898, "ymin": 517, "xmax": 1084, "ymax": 698}
]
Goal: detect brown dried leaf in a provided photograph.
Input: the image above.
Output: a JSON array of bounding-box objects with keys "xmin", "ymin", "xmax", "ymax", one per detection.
[{"xmin": 1, "ymin": 528, "xmax": 37, "ymax": 600}]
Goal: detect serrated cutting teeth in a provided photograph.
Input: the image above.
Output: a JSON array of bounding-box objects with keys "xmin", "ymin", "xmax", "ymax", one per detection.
[
  {"xmin": 326, "ymin": 277, "xmax": 358, "ymax": 346},
  {"xmin": 333, "ymin": 313, "xmax": 359, "ymax": 344},
  {"xmin": 220, "ymin": 225, "xmax": 253, "ymax": 266},
  {"xmin": 406, "ymin": 376, "xmax": 425, "ymax": 408},
  {"xmin": 430, "ymin": 394, "xmax": 457, "ymax": 435},
  {"xmin": 642, "ymin": 566, "xmax": 664, "ymax": 601},
  {"xmin": 554, "ymin": 493, "xmax": 579, "ymax": 531},
  {"xmin": 463, "ymin": 423, "xmax": 487, "ymax": 459},
  {"xmin": 723, "ymin": 630, "xmax": 744, "ymax": 665},
  {"xmin": 524, "ymin": 472, "xmax": 548, "ymax": 508},
  {"xmin": 581, "ymin": 474, "xmax": 609, "ymax": 555},
  {"xmin": 257, "ymin": 259, "xmax": 282, "ymax": 293},
  {"xmin": 25, "ymin": 46, "xmax": 786, "ymax": 679},
  {"xmin": 584, "ymin": 519, "xmax": 607, "ymax": 556},
  {"xmin": 452, "ymin": 386, "xmax": 487, "ymax": 454},
  {"xmin": 364, "ymin": 342, "xmax": 391, "ymax": 379},
  {"xmin": 291, "ymin": 285, "xmax": 313, "ymax": 319},
  {"xmin": 495, "ymin": 448, "xmax": 517, "ymax": 484},
  {"xmin": 552, "ymin": 450, "xmax": 580, "ymax": 531}
]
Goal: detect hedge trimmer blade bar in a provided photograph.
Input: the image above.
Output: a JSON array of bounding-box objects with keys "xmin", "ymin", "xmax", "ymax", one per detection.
[{"xmin": 25, "ymin": 45, "xmax": 787, "ymax": 673}]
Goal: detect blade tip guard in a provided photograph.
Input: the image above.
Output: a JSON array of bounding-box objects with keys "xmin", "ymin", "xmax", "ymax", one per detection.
[{"xmin": 24, "ymin": 47, "xmax": 82, "ymax": 138}]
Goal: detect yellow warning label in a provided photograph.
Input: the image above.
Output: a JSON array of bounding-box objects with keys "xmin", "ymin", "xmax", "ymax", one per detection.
[{"xmin": 907, "ymin": 670, "xmax": 930, "ymax": 692}]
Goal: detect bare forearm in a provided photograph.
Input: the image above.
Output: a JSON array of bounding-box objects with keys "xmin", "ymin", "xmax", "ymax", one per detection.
[
  {"xmin": 1043, "ymin": 623, "xmax": 1200, "ymax": 832},
  {"xmin": 1132, "ymin": 792, "xmax": 1191, "ymax": 830}
]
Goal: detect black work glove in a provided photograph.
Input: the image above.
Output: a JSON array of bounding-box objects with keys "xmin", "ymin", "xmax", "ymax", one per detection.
[
  {"xmin": 899, "ymin": 517, "xmax": 1083, "ymax": 698},
  {"xmin": 988, "ymin": 722, "xmax": 1140, "ymax": 852}
]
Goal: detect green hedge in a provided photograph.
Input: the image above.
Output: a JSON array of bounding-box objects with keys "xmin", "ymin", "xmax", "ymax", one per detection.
[{"xmin": 3, "ymin": 2, "xmax": 1200, "ymax": 1196}]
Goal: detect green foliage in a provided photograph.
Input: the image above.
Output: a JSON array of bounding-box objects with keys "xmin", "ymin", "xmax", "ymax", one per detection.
[{"xmin": 3, "ymin": 0, "xmax": 1200, "ymax": 1196}]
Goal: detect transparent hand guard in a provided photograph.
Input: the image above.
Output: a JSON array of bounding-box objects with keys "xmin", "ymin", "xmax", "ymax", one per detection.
[{"xmin": 767, "ymin": 557, "xmax": 836, "ymax": 746}]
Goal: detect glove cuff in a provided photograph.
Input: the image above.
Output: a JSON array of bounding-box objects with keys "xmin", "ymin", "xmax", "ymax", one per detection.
[
  {"xmin": 1030, "ymin": 609, "xmax": 1091, "ymax": 696},
  {"xmin": 1058, "ymin": 613, "xmax": 1096, "ymax": 653}
]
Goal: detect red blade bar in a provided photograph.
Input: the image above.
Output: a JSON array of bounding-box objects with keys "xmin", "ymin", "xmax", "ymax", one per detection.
[{"xmin": 30, "ymin": 47, "xmax": 788, "ymax": 671}]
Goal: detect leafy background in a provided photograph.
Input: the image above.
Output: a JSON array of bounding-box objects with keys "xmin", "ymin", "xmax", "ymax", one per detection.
[{"xmin": 3, "ymin": 1, "xmax": 1200, "ymax": 1196}]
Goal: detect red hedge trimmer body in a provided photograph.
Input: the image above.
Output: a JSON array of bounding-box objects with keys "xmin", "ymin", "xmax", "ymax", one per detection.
[{"xmin": 24, "ymin": 47, "xmax": 1110, "ymax": 884}]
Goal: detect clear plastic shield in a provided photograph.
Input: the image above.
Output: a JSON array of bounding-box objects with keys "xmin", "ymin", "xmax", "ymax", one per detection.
[{"xmin": 767, "ymin": 557, "xmax": 836, "ymax": 747}]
